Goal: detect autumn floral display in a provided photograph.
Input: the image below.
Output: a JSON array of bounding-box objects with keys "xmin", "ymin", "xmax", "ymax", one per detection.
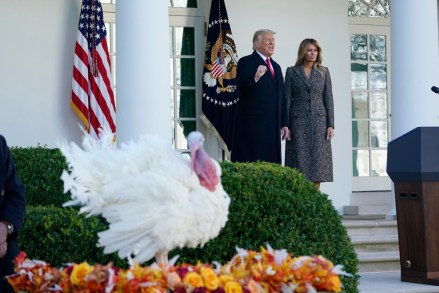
[{"xmin": 6, "ymin": 245, "xmax": 350, "ymax": 293}]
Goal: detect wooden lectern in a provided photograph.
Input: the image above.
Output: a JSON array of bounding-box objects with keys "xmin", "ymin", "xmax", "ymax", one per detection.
[{"xmin": 387, "ymin": 127, "xmax": 439, "ymax": 285}]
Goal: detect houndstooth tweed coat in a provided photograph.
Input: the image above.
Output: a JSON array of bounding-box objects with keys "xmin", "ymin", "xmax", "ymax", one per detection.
[{"xmin": 284, "ymin": 65, "xmax": 334, "ymax": 182}]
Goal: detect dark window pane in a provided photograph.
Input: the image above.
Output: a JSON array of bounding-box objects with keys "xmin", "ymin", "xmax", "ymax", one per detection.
[
  {"xmin": 352, "ymin": 121, "xmax": 369, "ymax": 148},
  {"xmin": 178, "ymin": 90, "xmax": 196, "ymax": 118},
  {"xmin": 176, "ymin": 58, "xmax": 195, "ymax": 86},
  {"xmin": 175, "ymin": 27, "xmax": 195, "ymax": 55}
]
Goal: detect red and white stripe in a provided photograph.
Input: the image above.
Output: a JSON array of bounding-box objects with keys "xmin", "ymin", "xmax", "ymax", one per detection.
[
  {"xmin": 211, "ymin": 61, "xmax": 224, "ymax": 78},
  {"xmin": 71, "ymin": 29, "xmax": 116, "ymax": 139}
]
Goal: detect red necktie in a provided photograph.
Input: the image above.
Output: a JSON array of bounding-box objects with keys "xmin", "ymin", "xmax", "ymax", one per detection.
[{"xmin": 265, "ymin": 58, "xmax": 275, "ymax": 77}]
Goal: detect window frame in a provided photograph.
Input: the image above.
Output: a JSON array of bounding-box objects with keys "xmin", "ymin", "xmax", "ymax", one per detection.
[{"xmin": 349, "ymin": 13, "xmax": 392, "ymax": 191}]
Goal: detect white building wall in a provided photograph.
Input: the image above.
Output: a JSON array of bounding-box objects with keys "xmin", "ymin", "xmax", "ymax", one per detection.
[
  {"xmin": 0, "ymin": 0, "xmax": 83, "ymax": 147},
  {"xmin": 391, "ymin": 0, "xmax": 439, "ymax": 139},
  {"xmin": 0, "ymin": 0, "xmax": 352, "ymax": 211}
]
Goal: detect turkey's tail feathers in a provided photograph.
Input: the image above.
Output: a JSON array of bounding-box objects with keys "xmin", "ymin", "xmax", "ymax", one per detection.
[{"xmin": 82, "ymin": 126, "xmax": 116, "ymax": 152}]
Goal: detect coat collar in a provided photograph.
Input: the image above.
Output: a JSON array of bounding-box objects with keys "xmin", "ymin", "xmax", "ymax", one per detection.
[
  {"xmin": 252, "ymin": 50, "xmax": 265, "ymax": 65},
  {"xmin": 292, "ymin": 65, "xmax": 318, "ymax": 88}
]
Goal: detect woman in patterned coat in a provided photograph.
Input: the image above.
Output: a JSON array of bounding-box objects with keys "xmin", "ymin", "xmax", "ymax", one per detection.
[{"xmin": 285, "ymin": 38, "xmax": 334, "ymax": 190}]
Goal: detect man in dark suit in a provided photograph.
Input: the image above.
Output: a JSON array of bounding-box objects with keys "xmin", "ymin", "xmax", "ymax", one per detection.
[
  {"xmin": 0, "ymin": 135, "xmax": 26, "ymax": 293},
  {"xmin": 231, "ymin": 29, "xmax": 288, "ymax": 164}
]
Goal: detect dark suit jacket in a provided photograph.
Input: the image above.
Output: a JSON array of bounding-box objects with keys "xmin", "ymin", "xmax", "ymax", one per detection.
[
  {"xmin": 231, "ymin": 51, "xmax": 288, "ymax": 163},
  {"xmin": 0, "ymin": 135, "xmax": 26, "ymax": 288}
]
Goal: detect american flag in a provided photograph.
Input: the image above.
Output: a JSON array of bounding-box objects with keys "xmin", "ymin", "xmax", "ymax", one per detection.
[{"xmin": 71, "ymin": 0, "xmax": 116, "ymax": 139}]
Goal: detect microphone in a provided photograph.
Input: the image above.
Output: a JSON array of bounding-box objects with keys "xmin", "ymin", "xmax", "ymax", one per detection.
[{"xmin": 432, "ymin": 86, "xmax": 439, "ymax": 94}]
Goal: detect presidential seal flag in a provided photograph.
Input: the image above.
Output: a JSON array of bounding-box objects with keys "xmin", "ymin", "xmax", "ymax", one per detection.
[{"xmin": 201, "ymin": 0, "xmax": 239, "ymax": 160}]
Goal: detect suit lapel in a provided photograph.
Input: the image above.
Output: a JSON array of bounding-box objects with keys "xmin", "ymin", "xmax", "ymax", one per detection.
[
  {"xmin": 252, "ymin": 51, "xmax": 277, "ymax": 82},
  {"xmin": 309, "ymin": 67, "xmax": 321, "ymax": 88},
  {"xmin": 252, "ymin": 51, "xmax": 266, "ymax": 67},
  {"xmin": 293, "ymin": 66, "xmax": 310, "ymax": 89}
]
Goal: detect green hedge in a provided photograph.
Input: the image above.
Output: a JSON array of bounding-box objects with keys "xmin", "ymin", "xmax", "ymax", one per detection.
[
  {"xmin": 11, "ymin": 148, "xmax": 359, "ymax": 292},
  {"xmin": 11, "ymin": 147, "xmax": 70, "ymax": 207},
  {"xmin": 172, "ymin": 162, "xmax": 359, "ymax": 293},
  {"xmin": 18, "ymin": 205, "xmax": 127, "ymax": 268}
]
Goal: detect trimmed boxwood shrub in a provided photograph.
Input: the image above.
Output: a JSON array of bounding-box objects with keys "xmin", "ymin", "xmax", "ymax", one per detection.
[
  {"xmin": 172, "ymin": 162, "xmax": 359, "ymax": 293},
  {"xmin": 12, "ymin": 147, "xmax": 359, "ymax": 292},
  {"xmin": 18, "ymin": 205, "xmax": 127, "ymax": 268},
  {"xmin": 10, "ymin": 147, "xmax": 70, "ymax": 207}
]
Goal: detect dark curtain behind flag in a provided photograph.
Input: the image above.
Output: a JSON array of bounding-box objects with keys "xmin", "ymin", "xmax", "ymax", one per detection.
[
  {"xmin": 201, "ymin": 0, "xmax": 239, "ymax": 160},
  {"xmin": 179, "ymin": 0, "xmax": 197, "ymax": 138}
]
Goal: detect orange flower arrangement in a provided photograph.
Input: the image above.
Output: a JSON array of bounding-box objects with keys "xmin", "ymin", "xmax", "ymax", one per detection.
[
  {"xmin": 5, "ymin": 252, "xmax": 62, "ymax": 292},
  {"xmin": 6, "ymin": 246, "xmax": 350, "ymax": 293}
]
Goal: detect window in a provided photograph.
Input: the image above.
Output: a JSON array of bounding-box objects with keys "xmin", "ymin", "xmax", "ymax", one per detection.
[
  {"xmin": 169, "ymin": 25, "xmax": 198, "ymax": 150},
  {"xmin": 169, "ymin": 1, "xmax": 204, "ymax": 152},
  {"xmin": 348, "ymin": 0, "xmax": 390, "ymax": 18},
  {"xmin": 169, "ymin": 0, "xmax": 197, "ymax": 8},
  {"xmin": 351, "ymin": 33, "xmax": 389, "ymax": 177},
  {"xmin": 349, "ymin": 1, "xmax": 391, "ymax": 190}
]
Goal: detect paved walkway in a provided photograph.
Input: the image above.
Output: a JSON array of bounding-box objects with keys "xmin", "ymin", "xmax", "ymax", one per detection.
[{"xmin": 359, "ymin": 271, "xmax": 439, "ymax": 293}]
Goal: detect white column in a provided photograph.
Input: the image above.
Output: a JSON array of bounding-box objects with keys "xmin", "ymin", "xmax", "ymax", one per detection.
[
  {"xmin": 391, "ymin": 0, "xmax": 439, "ymax": 139},
  {"xmin": 116, "ymin": 1, "xmax": 171, "ymax": 144},
  {"xmin": 389, "ymin": 0, "xmax": 439, "ymax": 218}
]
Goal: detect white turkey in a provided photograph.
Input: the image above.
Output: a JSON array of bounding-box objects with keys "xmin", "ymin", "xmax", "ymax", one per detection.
[{"xmin": 60, "ymin": 128, "xmax": 230, "ymax": 265}]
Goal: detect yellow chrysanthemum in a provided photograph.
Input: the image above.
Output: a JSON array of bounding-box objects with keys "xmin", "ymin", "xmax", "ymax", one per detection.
[
  {"xmin": 70, "ymin": 262, "xmax": 93, "ymax": 286},
  {"xmin": 225, "ymin": 281, "xmax": 243, "ymax": 293},
  {"xmin": 200, "ymin": 267, "xmax": 219, "ymax": 290},
  {"xmin": 326, "ymin": 275, "xmax": 342, "ymax": 292},
  {"xmin": 219, "ymin": 274, "xmax": 235, "ymax": 286},
  {"xmin": 183, "ymin": 271, "xmax": 204, "ymax": 288}
]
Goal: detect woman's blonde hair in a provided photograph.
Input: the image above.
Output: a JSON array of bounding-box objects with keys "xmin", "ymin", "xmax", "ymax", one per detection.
[{"xmin": 295, "ymin": 38, "xmax": 325, "ymax": 76}]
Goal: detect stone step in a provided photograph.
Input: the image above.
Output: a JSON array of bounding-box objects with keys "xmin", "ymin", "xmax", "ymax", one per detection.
[
  {"xmin": 343, "ymin": 191, "xmax": 394, "ymax": 217},
  {"xmin": 344, "ymin": 204, "xmax": 392, "ymax": 216},
  {"xmin": 351, "ymin": 234, "xmax": 399, "ymax": 253},
  {"xmin": 343, "ymin": 219, "xmax": 401, "ymax": 273},
  {"xmin": 343, "ymin": 214, "xmax": 386, "ymax": 220},
  {"xmin": 343, "ymin": 219, "xmax": 398, "ymax": 237},
  {"xmin": 359, "ymin": 271, "xmax": 439, "ymax": 293},
  {"xmin": 350, "ymin": 191, "xmax": 393, "ymax": 206},
  {"xmin": 357, "ymin": 251, "xmax": 401, "ymax": 272}
]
